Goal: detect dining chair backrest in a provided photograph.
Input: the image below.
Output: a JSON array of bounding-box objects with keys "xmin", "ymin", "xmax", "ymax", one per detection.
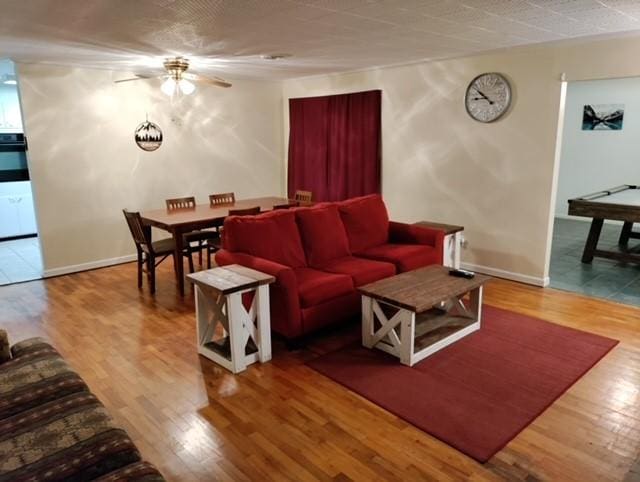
[
  {"xmin": 294, "ymin": 190, "xmax": 313, "ymax": 203},
  {"xmin": 273, "ymin": 202, "xmax": 297, "ymax": 210},
  {"xmin": 228, "ymin": 206, "xmax": 261, "ymax": 216},
  {"xmin": 123, "ymin": 210, "xmax": 151, "ymax": 250},
  {"xmin": 166, "ymin": 196, "xmax": 196, "ymax": 210},
  {"xmin": 209, "ymin": 192, "xmax": 236, "ymax": 206}
]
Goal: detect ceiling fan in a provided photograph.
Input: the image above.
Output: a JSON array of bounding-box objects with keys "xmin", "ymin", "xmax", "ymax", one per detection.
[{"xmin": 115, "ymin": 57, "xmax": 232, "ymax": 96}]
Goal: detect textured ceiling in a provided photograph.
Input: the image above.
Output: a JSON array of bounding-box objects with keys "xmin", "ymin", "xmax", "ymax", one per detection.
[{"xmin": 1, "ymin": 0, "xmax": 640, "ymax": 80}]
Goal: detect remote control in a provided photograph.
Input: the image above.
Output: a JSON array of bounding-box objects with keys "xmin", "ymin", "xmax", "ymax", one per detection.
[{"xmin": 449, "ymin": 269, "xmax": 475, "ymax": 279}]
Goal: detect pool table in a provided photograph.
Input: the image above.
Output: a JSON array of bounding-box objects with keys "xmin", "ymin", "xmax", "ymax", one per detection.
[{"xmin": 567, "ymin": 185, "xmax": 640, "ymax": 264}]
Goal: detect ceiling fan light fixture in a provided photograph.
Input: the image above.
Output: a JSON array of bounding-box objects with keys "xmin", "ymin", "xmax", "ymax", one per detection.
[
  {"xmin": 114, "ymin": 56, "xmax": 230, "ymax": 93},
  {"xmin": 178, "ymin": 79, "xmax": 195, "ymax": 95},
  {"xmin": 161, "ymin": 78, "xmax": 195, "ymax": 96},
  {"xmin": 161, "ymin": 77, "xmax": 176, "ymax": 96}
]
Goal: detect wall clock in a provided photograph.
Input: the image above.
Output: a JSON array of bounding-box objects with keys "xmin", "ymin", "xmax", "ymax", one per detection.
[{"xmin": 464, "ymin": 73, "xmax": 512, "ymax": 123}]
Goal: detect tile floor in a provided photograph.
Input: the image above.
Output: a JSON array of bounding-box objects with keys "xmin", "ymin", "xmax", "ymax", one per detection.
[
  {"xmin": 550, "ymin": 218, "xmax": 640, "ymax": 306},
  {"xmin": 0, "ymin": 237, "xmax": 43, "ymax": 285}
]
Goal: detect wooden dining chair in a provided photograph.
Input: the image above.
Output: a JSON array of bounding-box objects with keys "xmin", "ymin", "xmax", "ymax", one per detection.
[
  {"xmin": 165, "ymin": 196, "xmax": 219, "ymax": 268},
  {"xmin": 209, "ymin": 192, "xmax": 236, "ymax": 206},
  {"xmin": 294, "ymin": 190, "xmax": 313, "ymax": 203},
  {"xmin": 165, "ymin": 197, "xmax": 196, "ymax": 210},
  {"xmin": 273, "ymin": 202, "xmax": 298, "ymax": 210},
  {"xmin": 123, "ymin": 209, "xmax": 193, "ymax": 294},
  {"xmin": 228, "ymin": 206, "xmax": 261, "ymax": 216},
  {"xmin": 205, "ymin": 206, "xmax": 261, "ymax": 268}
]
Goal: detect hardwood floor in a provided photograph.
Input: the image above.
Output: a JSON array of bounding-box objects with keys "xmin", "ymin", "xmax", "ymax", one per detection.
[{"xmin": 1, "ymin": 261, "xmax": 639, "ymax": 481}]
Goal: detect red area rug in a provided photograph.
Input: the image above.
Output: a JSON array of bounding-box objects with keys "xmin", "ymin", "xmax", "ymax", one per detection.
[{"xmin": 307, "ymin": 305, "xmax": 618, "ymax": 462}]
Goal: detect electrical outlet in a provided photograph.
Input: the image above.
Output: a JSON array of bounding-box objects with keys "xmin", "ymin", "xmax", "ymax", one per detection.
[{"xmin": 460, "ymin": 235, "xmax": 469, "ymax": 249}]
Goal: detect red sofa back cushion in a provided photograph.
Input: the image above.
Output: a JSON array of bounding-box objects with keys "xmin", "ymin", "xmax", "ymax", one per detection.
[
  {"xmin": 223, "ymin": 210, "xmax": 307, "ymax": 268},
  {"xmin": 337, "ymin": 194, "xmax": 389, "ymax": 253},
  {"xmin": 296, "ymin": 205, "xmax": 351, "ymax": 267}
]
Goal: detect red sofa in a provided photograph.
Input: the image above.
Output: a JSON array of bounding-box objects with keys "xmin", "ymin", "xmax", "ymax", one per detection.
[{"xmin": 215, "ymin": 194, "xmax": 444, "ymax": 340}]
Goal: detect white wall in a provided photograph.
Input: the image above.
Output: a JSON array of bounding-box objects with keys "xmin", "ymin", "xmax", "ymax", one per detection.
[
  {"xmin": 283, "ymin": 34, "xmax": 640, "ymax": 286},
  {"xmin": 284, "ymin": 51, "xmax": 562, "ymax": 286},
  {"xmin": 17, "ymin": 64, "xmax": 283, "ymax": 274},
  {"xmin": 555, "ymin": 77, "xmax": 640, "ymax": 216},
  {"xmin": 16, "ymin": 34, "xmax": 640, "ymax": 283}
]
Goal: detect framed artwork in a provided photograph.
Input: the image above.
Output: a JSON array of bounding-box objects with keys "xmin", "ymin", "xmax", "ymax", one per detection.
[
  {"xmin": 582, "ymin": 104, "xmax": 624, "ymax": 131},
  {"xmin": 134, "ymin": 118, "xmax": 163, "ymax": 151}
]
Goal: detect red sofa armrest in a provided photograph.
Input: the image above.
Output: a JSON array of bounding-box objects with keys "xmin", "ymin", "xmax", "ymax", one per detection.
[
  {"xmin": 215, "ymin": 250, "xmax": 303, "ymax": 339},
  {"xmin": 215, "ymin": 250, "xmax": 291, "ymax": 279},
  {"xmin": 388, "ymin": 221, "xmax": 445, "ymax": 261}
]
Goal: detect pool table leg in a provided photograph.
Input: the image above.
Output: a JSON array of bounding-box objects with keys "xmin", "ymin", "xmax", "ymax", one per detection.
[
  {"xmin": 582, "ymin": 218, "xmax": 604, "ymax": 264},
  {"xmin": 619, "ymin": 222, "xmax": 633, "ymax": 246}
]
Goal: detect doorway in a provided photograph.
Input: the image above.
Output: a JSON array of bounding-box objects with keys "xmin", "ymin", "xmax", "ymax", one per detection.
[
  {"xmin": 0, "ymin": 59, "xmax": 42, "ymax": 285},
  {"xmin": 549, "ymin": 76, "xmax": 640, "ymax": 305}
]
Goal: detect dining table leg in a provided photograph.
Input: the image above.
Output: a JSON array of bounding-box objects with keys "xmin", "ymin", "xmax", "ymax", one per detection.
[{"xmin": 173, "ymin": 227, "xmax": 186, "ymax": 296}]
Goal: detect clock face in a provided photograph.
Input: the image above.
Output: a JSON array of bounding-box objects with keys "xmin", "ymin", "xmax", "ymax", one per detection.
[{"xmin": 465, "ymin": 73, "xmax": 512, "ymax": 123}]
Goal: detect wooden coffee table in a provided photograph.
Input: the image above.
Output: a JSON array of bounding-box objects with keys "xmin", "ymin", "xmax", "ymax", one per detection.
[{"xmin": 359, "ymin": 265, "xmax": 490, "ymax": 366}]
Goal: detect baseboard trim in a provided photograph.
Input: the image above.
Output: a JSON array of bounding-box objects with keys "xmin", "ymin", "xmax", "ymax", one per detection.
[
  {"xmin": 554, "ymin": 214, "xmax": 623, "ymax": 226},
  {"xmin": 43, "ymin": 254, "xmax": 136, "ymax": 278},
  {"xmin": 461, "ymin": 262, "xmax": 549, "ymax": 288},
  {"xmin": 0, "ymin": 233, "xmax": 38, "ymax": 242},
  {"xmin": 42, "ymin": 255, "xmax": 550, "ymax": 287}
]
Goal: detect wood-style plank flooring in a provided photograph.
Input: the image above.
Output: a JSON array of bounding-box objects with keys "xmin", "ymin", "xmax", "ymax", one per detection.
[{"xmin": 1, "ymin": 261, "xmax": 639, "ymax": 481}]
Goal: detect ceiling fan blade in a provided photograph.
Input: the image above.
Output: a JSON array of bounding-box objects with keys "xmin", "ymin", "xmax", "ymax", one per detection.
[
  {"xmin": 114, "ymin": 74, "xmax": 161, "ymax": 84},
  {"xmin": 184, "ymin": 73, "xmax": 232, "ymax": 88}
]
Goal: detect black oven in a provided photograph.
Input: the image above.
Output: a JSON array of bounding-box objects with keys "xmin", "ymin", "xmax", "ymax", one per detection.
[{"xmin": 0, "ymin": 133, "xmax": 29, "ymax": 182}]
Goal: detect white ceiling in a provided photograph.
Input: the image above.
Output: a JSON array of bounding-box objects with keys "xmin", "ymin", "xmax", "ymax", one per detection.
[{"xmin": 1, "ymin": 0, "xmax": 640, "ymax": 80}]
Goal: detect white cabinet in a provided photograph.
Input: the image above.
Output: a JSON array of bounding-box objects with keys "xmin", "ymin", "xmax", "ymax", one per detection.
[
  {"xmin": 0, "ymin": 182, "xmax": 37, "ymax": 238},
  {"xmin": 0, "ymin": 196, "xmax": 20, "ymax": 238},
  {"xmin": 16, "ymin": 194, "xmax": 37, "ymax": 234}
]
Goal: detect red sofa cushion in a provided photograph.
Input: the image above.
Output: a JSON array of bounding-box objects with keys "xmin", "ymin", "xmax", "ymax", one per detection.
[
  {"xmin": 357, "ymin": 243, "xmax": 440, "ymax": 272},
  {"xmin": 223, "ymin": 210, "xmax": 307, "ymax": 268},
  {"xmin": 301, "ymin": 292, "xmax": 361, "ymax": 335},
  {"xmin": 337, "ymin": 194, "xmax": 389, "ymax": 253},
  {"xmin": 320, "ymin": 256, "xmax": 396, "ymax": 287},
  {"xmin": 293, "ymin": 268, "xmax": 354, "ymax": 308},
  {"xmin": 296, "ymin": 205, "xmax": 351, "ymax": 267}
]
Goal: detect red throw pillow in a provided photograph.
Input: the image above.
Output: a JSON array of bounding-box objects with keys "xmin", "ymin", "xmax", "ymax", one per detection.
[
  {"xmin": 337, "ymin": 194, "xmax": 389, "ymax": 253},
  {"xmin": 223, "ymin": 210, "xmax": 307, "ymax": 268},
  {"xmin": 296, "ymin": 205, "xmax": 351, "ymax": 267}
]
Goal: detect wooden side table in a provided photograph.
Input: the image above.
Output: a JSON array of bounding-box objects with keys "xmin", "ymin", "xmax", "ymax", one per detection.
[
  {"xmin": 414, "ymin": 221, "xmax": 464, "ymax": 269},
  {"xmin": 187, "ymin": 264, "xmax": 275, "ymax": 374}
]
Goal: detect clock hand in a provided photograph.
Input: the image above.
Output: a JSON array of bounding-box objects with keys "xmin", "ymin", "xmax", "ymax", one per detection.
[
  {"xmin": 470, "ymin": 96, "xmax": 495, "ymax": 104},
  {"xmin": 473, "ymin": 88, "xmax": 494, "ymax": 105}
]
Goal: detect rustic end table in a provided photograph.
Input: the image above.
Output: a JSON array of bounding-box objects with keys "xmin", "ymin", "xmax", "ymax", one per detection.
[
  {"xmin": 414, "ymin": 220, "xmax": 464, "ymax": 269},
  {"xmin": 187, "ymin": 264, "xmax": 275, "ymax": 373}
]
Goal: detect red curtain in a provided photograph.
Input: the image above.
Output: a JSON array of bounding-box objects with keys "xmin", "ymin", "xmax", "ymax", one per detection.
[{"xmin": 287, "ymin": 90, "xmax": 381, "ymax": 202}]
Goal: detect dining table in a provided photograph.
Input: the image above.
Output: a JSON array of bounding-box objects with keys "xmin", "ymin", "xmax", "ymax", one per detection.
[{"xmin": 140, "ymin": 196, "xmax": 296, "ymax": 296}]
